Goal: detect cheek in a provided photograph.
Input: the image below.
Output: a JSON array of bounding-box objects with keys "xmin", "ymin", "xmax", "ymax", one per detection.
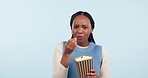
[
  {"xmin": 72, "ymin": 30, "xmax": 74, "ymax": 33},
  {"xmin": 72, "ymin": 30, "xmax": 76, "ymax": 35},
  {"xmin": 86, "ymin": 33, "xmax": 91, "ymax": 38},
  {"xmin": 86, "ymin": 30, "xmax": 92, "ymax": 37}
]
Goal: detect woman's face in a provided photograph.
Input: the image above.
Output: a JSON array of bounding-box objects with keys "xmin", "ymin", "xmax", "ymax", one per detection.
[{"xmin": 72, "ymin": 15, "xmax": 93, "ymax": 45}]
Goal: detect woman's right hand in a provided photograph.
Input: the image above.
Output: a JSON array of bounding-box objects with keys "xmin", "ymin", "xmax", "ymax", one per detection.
[
  {"xmin": 64, "ymin": 38, "xmax": 77, "ymax": 55},
  {"xmin": 60, "ymin": 38, "xmax": 77, "ymax": 68}
]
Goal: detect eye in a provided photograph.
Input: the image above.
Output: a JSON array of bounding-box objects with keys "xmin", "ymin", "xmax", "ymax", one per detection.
[
  {"xmin": 73, "ymin": 25, "xmax": 79, "ymax": 29},
  {"xmin": 82, "ymin": 25, "xmax": 88, "ymax": 29},
  {"xmin": 84, "ymin": 26, "xmax": 88, "ymax": 29}
]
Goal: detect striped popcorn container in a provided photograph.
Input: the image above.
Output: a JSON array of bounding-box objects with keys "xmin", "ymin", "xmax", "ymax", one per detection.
[{"xmin": 74, "ymin": 56, "xmax": 93, "ymax": 78}]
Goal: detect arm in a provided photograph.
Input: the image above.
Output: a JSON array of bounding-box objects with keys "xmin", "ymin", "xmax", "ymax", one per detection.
[
  {"xmin": 100, "ymin": 48, "xmax": 110, "ymax": 78},
  {"xmin": 52, "ymin": 38, "xmax": 76, "ymax": 78},
  {"xmin": 60, "ymin": 39, "xmax": 76, "ymax": 68},
  {"xmin": 52, "ymin": 42, "xmax": 68, "ymax": 78}
]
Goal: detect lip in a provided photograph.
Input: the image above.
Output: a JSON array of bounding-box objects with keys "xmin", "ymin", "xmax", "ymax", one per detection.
[{"xmin": 77, "ymin": 36, "xmax": 83, "ymax": 40}]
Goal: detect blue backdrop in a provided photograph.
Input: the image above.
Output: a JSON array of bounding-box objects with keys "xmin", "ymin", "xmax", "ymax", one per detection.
[{"xmin": 0, "ymin": 0, "xmax": 148, "ymax": 78}]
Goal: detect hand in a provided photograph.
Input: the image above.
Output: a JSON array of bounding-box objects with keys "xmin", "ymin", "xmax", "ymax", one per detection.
[
  {"xmin": 64, "ymin": 38, "xmax": 77, "ymax": 55},
  {"xmin": 86, "ymin": 69, "xmax": 100, "ymax": 78}
]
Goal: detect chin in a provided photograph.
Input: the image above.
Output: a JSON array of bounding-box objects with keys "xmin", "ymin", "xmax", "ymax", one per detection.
[{"xmin": 77, "ymin": 40, "xmax": 84, "ymax": 44}]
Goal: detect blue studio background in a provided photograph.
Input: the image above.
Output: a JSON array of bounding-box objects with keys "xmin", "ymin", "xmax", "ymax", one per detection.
[{"xmin": 0, "ymin": 0, "xmax": 148, "ymax": 78}]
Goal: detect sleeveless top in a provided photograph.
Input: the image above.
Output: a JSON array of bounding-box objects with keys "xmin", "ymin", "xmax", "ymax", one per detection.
[{"xmin": 63, "ymin": 41, "xmax": 102, "ymax": 78}]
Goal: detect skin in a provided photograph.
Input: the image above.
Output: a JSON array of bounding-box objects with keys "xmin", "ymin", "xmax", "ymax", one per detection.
[{"xmin": 60, "ymin": 15, "xmax": 99, "ymax": 78}]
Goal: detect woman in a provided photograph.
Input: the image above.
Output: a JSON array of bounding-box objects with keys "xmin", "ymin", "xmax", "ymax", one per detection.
[{"xmin": 52, "ymin": 11, "xmax": 110, "ymax": 78}]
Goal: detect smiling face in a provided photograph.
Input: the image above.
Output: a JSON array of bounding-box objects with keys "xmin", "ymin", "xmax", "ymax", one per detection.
[{"xmin": 72, "ymin": 15, "xmax": 93, "ymax": 46}]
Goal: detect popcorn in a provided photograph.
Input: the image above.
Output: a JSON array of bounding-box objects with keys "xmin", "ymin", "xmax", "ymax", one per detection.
[
  {"xmin": 75, "ymin": 56, "xmax": 93, "ymax": 78},
  {"xmin": 74, "ymin": 38, "xmax": 77, "ymax": 41}
]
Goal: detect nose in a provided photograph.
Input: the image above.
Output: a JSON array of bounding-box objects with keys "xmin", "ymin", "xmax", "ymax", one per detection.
[{"xmin": 77, "ymin": 28, "xmax": 83, "ymax": 34}]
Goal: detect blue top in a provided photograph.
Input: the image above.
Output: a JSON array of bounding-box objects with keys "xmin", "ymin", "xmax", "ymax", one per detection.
[{"xmin": 63, "ymin": 41, "xmax": 102, "ymax": 78}]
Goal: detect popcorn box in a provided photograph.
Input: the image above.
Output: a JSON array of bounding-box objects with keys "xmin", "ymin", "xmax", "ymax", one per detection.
[{"xmin": 74, "ymin": 56, "xmax": 93, "ymax": 78}]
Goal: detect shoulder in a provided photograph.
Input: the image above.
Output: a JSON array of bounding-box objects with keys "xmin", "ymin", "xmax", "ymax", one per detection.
[
  {"xmin": 92, "ymin": 43, "xmax": 108, "ymax": 56},
  {"xmin": 94, "ymin": 43, "xmax": 109, "ymax": 58},
  {"xmin": 102, "ymin": 48, "xmax": 109, "ymax": 59},
  {"xmin": 55, "ymin": 42, "xmax": 63, "ymax": 51},
  {"xmin": 91, "ymin": 42, "xmax": 102, "ymax": 49},
  {"xmin": 94, "ymin": 42, "xmax": 109, "ymax": 57}
]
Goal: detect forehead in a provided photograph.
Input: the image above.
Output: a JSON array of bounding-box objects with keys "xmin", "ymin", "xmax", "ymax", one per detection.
[{"xmin": 73, "ymin": 15, "xmax": 90, "ymax": 24}]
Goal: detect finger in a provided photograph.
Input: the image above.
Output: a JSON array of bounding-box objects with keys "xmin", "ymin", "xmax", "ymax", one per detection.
[
  {"xmin": 66, "ymin": 39, "xmax": 72, "ymax": 45},
  {"xmin": 67, "ymin": 38, "xmax": 74, "ymax": 44},
  {"xmin": 68, "ymin": 39, "xmax": 73, "ymax": 43},
  {"xmin": 87, "ymin": 72, "xmax": 99, "ymax": 78},
  {"xmin": 74, "ymin": 38, "xmax": 77, "ymax": 45},
  {"xmin": 72, "ymin": 40, "xmax": 76, "ymax": 46},
  {"xmin": 87, "ymin": 72, "xmax": 94, "ymax": 76},
  {"xmin": 90, "ymin": 69, "xmax": 96, "ymax": 73},
  {"xmin": 86, "ymin": 74, "xmax": 95, "ymax": 78},
  {"xmin": 86, "ymin": 75, "xmax": 90, "ymax": 78},
  {"xmin": 67, "ymin": 38, "xmax": 77, "ymax": 48},
  {"xmin": 87, "ymin": 70, "xmax": 97, "ymax": 76},
  {"xmin": 69, "ymin": 38, "xmax": 76, "ymax": 46},
  {"xmin": 93, "ymin": 73, "xmax": 97, "ymax": 76},
  {"xmin": 86, "ymin": 73, "xmax": 91, "ymax": 76},
  {"xmin": 71, "ymin": 38, "xmax": 76, "ymax": 43}
]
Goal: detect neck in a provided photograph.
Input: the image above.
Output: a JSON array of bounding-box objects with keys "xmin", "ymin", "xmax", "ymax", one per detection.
[{"xmin": 77, "ymin": 41, "xmax": 90, "ymax": 47}]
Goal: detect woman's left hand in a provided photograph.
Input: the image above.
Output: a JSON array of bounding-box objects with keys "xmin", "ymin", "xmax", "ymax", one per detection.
[{"xmin": 86, "ymin": 69, "xmax": 100, "ymax": 78}]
